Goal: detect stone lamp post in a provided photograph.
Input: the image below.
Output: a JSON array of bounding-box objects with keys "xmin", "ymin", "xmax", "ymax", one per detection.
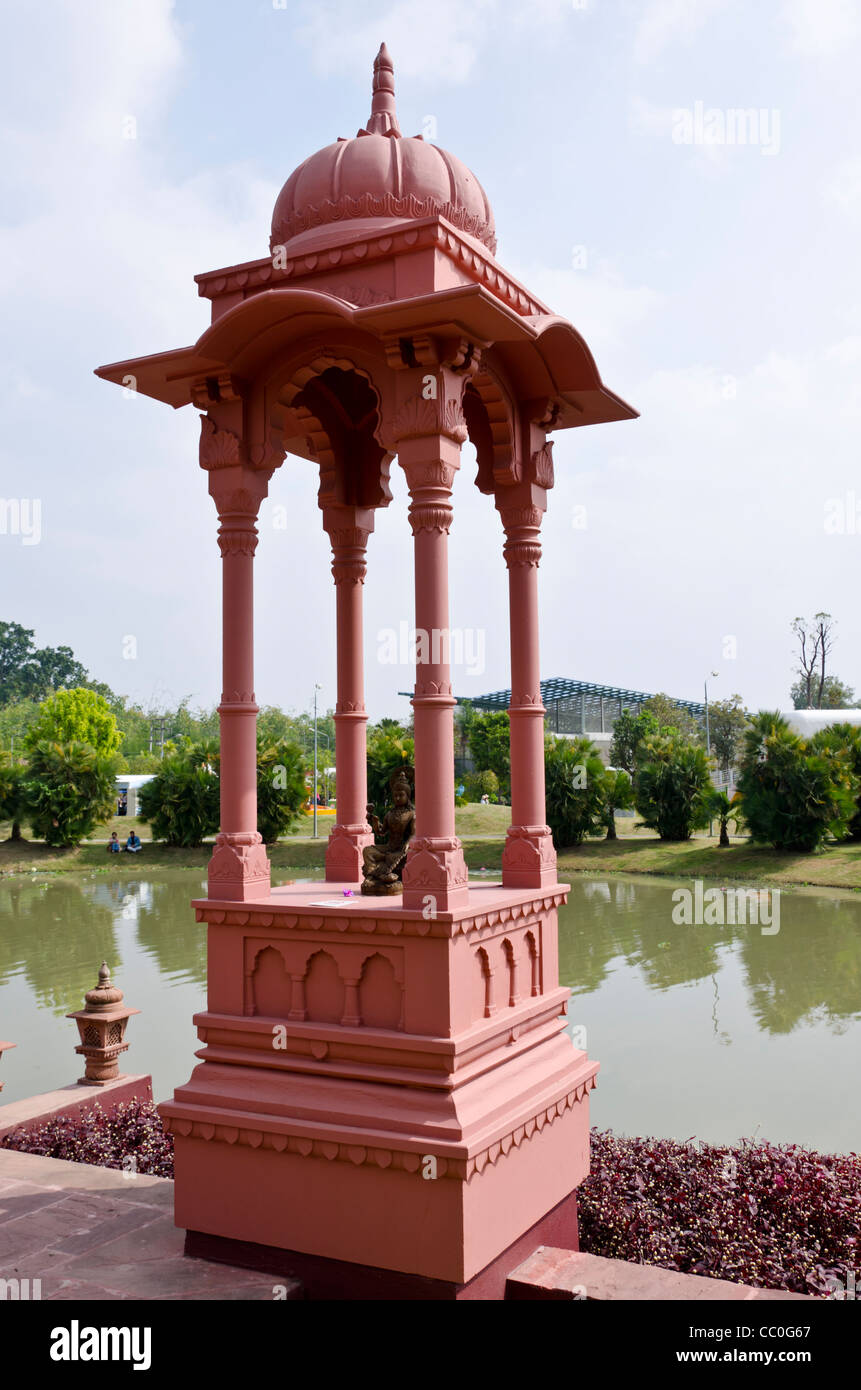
[{"xmin": 67, "ymin": 964, "xmax": 139, "ymax": 1086}]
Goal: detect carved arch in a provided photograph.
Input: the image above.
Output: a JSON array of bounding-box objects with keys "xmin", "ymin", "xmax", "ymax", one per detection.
[
  {"xmin": 266, "ymin": 347, "xmax": 394, "ymax": 509},
  {"xmin": 463, "ymin": 367, "xmax": 518, "ymax": 494}
]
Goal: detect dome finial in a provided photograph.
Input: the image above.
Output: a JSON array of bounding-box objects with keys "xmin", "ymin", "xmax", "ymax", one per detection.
[{"xmin": 364, "ymin": 42, "xmax": 401, "ymax": 137}]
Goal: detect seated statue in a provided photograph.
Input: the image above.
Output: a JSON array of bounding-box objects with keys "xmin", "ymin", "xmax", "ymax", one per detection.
[{"xmin": 361, "ymin": 768, "xmax": 416, "ymax": 895}]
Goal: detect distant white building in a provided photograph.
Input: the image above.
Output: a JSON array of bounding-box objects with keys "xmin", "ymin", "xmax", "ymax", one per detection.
[
  {"xmin": 781, "ymin": 709, "xmax": 861, "ymax": 738},
  {"xmin": 114, "ymin": 774, "xmax": 155, "ymax": 818}
]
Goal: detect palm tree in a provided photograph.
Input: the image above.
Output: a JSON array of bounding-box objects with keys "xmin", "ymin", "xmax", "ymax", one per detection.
[
  {"xmin": 601, "ymin": 768, "xmax": 634, "ymax": 841},
  {"xmin": 708, "ymin": 788, "xmax": 743, "ymax": 847}
]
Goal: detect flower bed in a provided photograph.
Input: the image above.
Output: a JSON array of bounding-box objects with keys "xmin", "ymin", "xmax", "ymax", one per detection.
[
  {"xmin": 579, "ymin": 1127, "xmax": 860, "ymax": 1296},
  {"xmin": 0, "ymin": 1098, "xmax": 173, "ymax": 1178}
]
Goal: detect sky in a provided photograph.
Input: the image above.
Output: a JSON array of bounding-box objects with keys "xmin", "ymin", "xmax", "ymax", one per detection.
[{"xmin": 1, "ymin": 0, "xmax": 860, "ymax": 722}]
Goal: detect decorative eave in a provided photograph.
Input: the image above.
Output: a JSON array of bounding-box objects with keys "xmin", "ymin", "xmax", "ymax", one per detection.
[{"xmin": 95, "ymin": 282, "xmax": 637, "ymax": 429}]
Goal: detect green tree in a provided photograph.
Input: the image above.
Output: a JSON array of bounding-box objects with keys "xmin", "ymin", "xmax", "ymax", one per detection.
[
  {"xmin": 23, "ymin": 741, "xmax": 116, "ymax": 847},
  {"xmin": 0, "ymin": 753, "xmax": 28, "ymax": 840},
  {"xmin": 257, "ymin": 737, "xmax": 306, "ymax": 844},
  {"xmin": 609, "ymin": 708, "xmax": 659, "ymax": 773},
  {"xmin": 25, "ymin": 688, "xmax": 121, "ymax": 758},
  {"xmin": 462, "ymin": 768, "xmax": 500, "ymax": 803},
  {"xmin": 809, "ymin": 723, "xmax": 861, "ymax": 841},
  {"xmin": 0, "ymin": 622, "xmax": 92, "ymax": 706},
  {"xmin": 634, "ymin": 731, "xmax": 712, "ymax": 841},
  {"xmin": 466, "ymin": 710, "xmax": 511, "ymax": 796},
  {"xmin": 600, "ymin": 767, "xmax": 634, "ymax": 840},
  {"xmin": 544, "ymin": 736, "xmax": 607, "ymax": 848},
  {"xmin": 736, "ymin": 711, "xmax": 857, "ymax": 852},
  {"xmin": 137, "ymin": 745, "xmax": 220, "ymax": 847},
  {"xmin": 707, "ymin": 695, "xmax": 748, "ymax": 774},
  {"xmin": 366, "ymin": 729, "xmax": 415, "ymax": 819},
  {"xmin": 641, "ymin": 693, "xmax": 702, "ymax": 743},
  {"xmin": 791, "ymin": 612, "xmax": 834, "ymax": 709},
  {"xmin": 790, "ymin": 675, "xmax": 857, "ymax": 710}
]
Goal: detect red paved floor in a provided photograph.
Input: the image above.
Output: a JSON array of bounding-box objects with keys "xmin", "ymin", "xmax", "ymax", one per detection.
[{"xmin": 0, "ymin": 1151, "xmax": 301, "ymax": 1300}]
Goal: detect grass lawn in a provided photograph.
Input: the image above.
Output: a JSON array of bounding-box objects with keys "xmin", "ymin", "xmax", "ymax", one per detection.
[{"xmin": 3, "ymin": 803, "xmax": 861, "ymax": 889}]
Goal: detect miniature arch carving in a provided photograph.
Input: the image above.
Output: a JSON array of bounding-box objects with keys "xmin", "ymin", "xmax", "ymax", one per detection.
[{"xmin": 475, "ymin": 946, "xmax": 495, "ymax": 1020}]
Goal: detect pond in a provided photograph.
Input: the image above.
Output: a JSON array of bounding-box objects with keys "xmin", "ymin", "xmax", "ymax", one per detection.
[{"xmin": 1, "ymin": 870, "xmax": 859, "ymax": 1154}]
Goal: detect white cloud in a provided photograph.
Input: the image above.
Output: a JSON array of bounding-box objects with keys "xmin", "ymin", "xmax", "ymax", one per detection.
[
  {"xmin": 509, "ymin": 259, "xmax": 663, "ymax": 362},
  {"xmin": 783, "ymin": 0, "xmax": 860, "ymax": 57},
  {"xmin": 632, "ymin": 0, "xmax": 726, "ymax": 65},
  {"xmin": 295, "ymin": 0, "xmax": 498, "ymax": 84},
  {"xmin": 823, "ymin": 157, "xmax": 861, "ymax": 215}
]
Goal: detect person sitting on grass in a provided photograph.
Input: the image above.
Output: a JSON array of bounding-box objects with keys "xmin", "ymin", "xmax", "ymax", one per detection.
[
  {"xmin": 107, "ymin": 832, "xmax": 121, "ymax": 853},
  {"xmin": 124, "ymin": 830, "xmax": 142, "ymax": 854}
]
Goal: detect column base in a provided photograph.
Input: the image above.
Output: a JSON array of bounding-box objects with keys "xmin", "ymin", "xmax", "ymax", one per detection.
[
  {"xmin": 325, "ymin": 824, "xmax": 374, "ymax": 883},
  {"xmin": 502, "ymin": 825, "xmax": 558, "ymax": 891},
  {"xmin": 208, "ymin": 832, "xmax": 271, "ymax": 901},
  {"xmin": 402, "ymin": 836, "xmax": 469, "ymax": 911},
  {"xmin": 185, "ymin": 1190, "xmax": 578, "ymax": 1301}
]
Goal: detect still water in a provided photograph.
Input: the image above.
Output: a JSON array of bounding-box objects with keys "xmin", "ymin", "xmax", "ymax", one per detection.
[{"xmin": 1, "ymin": 870, "xmax": 859, "ymax": 1153}]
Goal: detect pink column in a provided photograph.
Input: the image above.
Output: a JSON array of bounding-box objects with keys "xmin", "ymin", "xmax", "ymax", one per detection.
[
  {"xmin": 399, "ymin": 429, "xmax": 469, "ymax": 912},
  {"xmin": 323, "ymin": 506, "xmax": 374, "ymax": 882},
  {"xmin": 500, "ymin": 504, "xmax": 557, "ymax": 890},
  {"xmin": 203, "ymin": 424, "xmax": 272, "ymax": 902}
]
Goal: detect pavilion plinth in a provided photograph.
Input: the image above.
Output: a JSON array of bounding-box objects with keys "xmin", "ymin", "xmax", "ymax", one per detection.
[
  {"xmin": 160, "ymin": 879, "xmax": 595, "ymax": 1286},
  {"xmin": 100, "ymin": 42, "xmax": 635, "ymax": 1300}
]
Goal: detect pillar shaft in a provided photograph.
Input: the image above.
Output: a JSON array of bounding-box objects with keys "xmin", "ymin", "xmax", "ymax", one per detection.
[
  {"xmin": 201, "ymin": 432, "xmax": 273, "ymax": 902},
  {"xmin": 324, "ymin": 507, "xmax": 374, "ymax": 882},
  {"xmin": 399, "ymin": 432, "xmax": 468, "ymax": 911},
  {"xmin": 500, "ymin": 505, "xmax": 557, "ymax": 890}
]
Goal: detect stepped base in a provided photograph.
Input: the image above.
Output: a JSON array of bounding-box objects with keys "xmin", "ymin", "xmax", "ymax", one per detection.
[{"xmin": 186, "ymin": 1190, "xmax": 579, "ymax": 1301}]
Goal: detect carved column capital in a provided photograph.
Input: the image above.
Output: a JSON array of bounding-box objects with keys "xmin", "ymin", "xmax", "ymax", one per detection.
[
  {"xmin": 322, "ymin": 505, "xmax": 374, "ymax": 587},
  {"xmin": 500, "ymin": 505, "xmax": 544, "ymax": 569}
]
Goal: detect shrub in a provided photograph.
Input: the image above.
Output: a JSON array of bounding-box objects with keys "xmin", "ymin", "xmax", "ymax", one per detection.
[
  {"xmin": 23, "ymin": 739, "xmax": 116, "ymax": 847},
  {"xmin": 366, "ymin": 729, "xmax": 414, "ymax": 819},
  {"xmin": 138, "ymin": 744, "xmax": 219, "ymax": 847},
  {"xmin": 737, "ymin": 712, "xmax": 857, "ymax": 852},
  {"xmin": 25, "ymin": 687, "xmax": 121, "ymax": 758},
  {"xmin": 464, "ymin": 708, "xmax": 511, "ymax": 798},
  {"xmin": 579, "ymin": 1128, "xmax": 860, "ymax": 1296},
  {"xmin": 544, "ymin": 736, "xmax": 606, "ymax": 848},
  {"xmin": 0, "ymin": 1099, "xmax": 174, "ymax": 1179},
  {"xmin": 634, "ymin": 732, "xmax": 712, "ymax": 841},
  {"xmin": 609, "ymin": 709, "xmax": 659, "ymax": 773},
  {"xmin": 0, "ymin": 753, "xmax": 28, "ymax": 840},
  {"xmin": 810, "ymin": 723, "xmax": 861, "ymax": 841},
  {"xmin": 257, "ymin": 736, "xmax": 306, "ymax": 843},
  {"xmin": 462, "ymin": 768, "xmax": 500, "ymax": 803},
  {"xmin": 600, "ymin": 767, "xmax": 634, "ymax": 840}
]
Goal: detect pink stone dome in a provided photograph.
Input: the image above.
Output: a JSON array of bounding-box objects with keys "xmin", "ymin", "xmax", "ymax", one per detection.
[{"xmin": 270, "ymin": 44, "xmax": 496, "ymax": 256}]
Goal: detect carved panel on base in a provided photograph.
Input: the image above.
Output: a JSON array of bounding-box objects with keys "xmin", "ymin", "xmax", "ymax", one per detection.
[
  {"xmin": 208, "ymin": 832, "xmax": 271, "ymax": 901},
  {"xmin": 502, "ymin": 825, "xmax": 558, "ymax": 890}
]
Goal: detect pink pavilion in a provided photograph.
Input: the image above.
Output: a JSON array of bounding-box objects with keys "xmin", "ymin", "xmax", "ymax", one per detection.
[{"xmin": 96, "ymin": 45, "xmax": 636, "ymax": 1299}]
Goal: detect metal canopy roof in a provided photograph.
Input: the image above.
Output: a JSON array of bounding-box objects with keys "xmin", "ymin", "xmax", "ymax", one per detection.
[{"xmin": 399, "ymin": 677, "xmax": 706, "ymax": 716}]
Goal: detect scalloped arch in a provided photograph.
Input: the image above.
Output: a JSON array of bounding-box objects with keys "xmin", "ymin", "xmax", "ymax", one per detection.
[
  {"xmin": 464, "ymin": 367, "xmax": 517, "ymax": 494},
  {"xmin": 267, "ymin": 349, "xmax": 393, "ymax": 509}
]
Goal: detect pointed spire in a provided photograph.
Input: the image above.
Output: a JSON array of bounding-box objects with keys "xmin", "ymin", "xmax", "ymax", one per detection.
[{"xmin": 364, "ymin": 42, "xmax": 401, "ymax": 137}]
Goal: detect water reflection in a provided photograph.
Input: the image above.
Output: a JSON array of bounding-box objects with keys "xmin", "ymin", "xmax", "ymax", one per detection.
[
  {"xmin": 558, "ymin": 876, "xmax": 861, "ymax": 1151},
  {"xmin": 0, "ymin": 870, "xmax": 859, "ymax": 1148},
  {"xmin": 560, "ymin": 877, "xmax": 861, "ymax": 1033}
]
